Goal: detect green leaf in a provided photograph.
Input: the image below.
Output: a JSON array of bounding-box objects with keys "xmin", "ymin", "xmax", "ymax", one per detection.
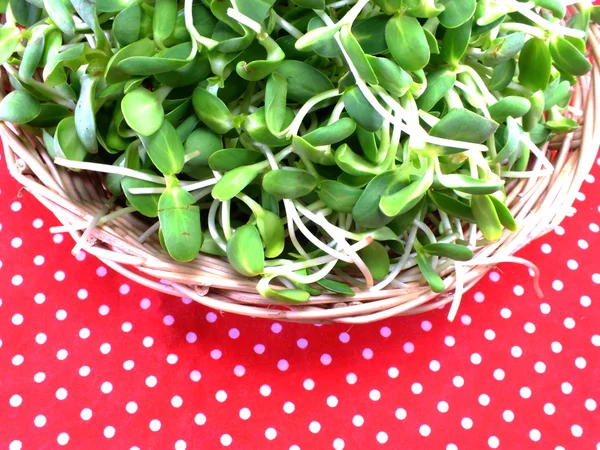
[
  {"xmin": 437, "ymin": 174, "xmax": 504, "ymax": 195},
  {"xmin": 317, "ymin": 279, "xmax": 354, "ymax": 296},
  {"xmin": 44, "ymin": 0, "xmax": 75, "ymax": 35},
  {"xmin": 518, "ymin": 38, "xmax": 551, "ymax": 92},
  {"xmin": 122, "ymin": 87, "xmax": 165, "ymax": 136},
  {"xmin": 352, "ymin": 15, "xmax": 389, "ymax": 55},
  {"xmin": 522, "ymin": 90, "xmax": 545, "ymax": 132},
  {"xmin": 192, "ymin": 87, "xmax": 235, "ymax": 134},
  {"xmin": 379, "ymin": 166, "xmax": 433, "ymax": 217},
  {"xmin": 416, "ymin": 69, "xmax": 456, "ymax": 112},
  {"xmin": 366, "ymin": 56, "xmax": 412, "ymax": 98},
  {"xmin": 306, "ymin": 17, "xmax": 341, "ymax": 58},
  {"xmin": 105, "ymin": 38, "xmax": 156, "ymax": 85},
  {"xmin": 183, "ymin": 127, "xmax": 223, "ymax": 175},
  {"xmin": 549, "ymin": 36, "xmax": 592, "ymax": 76},
  {"xmin": 121, "ymin": 173, "xmax": 162, "ymax": 217},
  {"xmin": 209, "ymin": 148, "xmax": 264, "ymax": 172},
  {"xmin": 482, "ymin": 33, "xmax": 526, "ymax": 66},
  {"xmin": 423, "ymin": 243, "xmax": 473, "ymax": 261},
  {"xmin": 343, "ymin": 85, "xmax": 383, "ymax": 132},
  {"xmin": 265, "ymin": 72, "xmax": 287, "ymax": 135},
  {"xmin": 318, "ymin": 180, "xmax": 362, "ymax": 214},
  {"xmin": 488, "ymin": 96, "xmax": 531, "ymax": 123},
  {"xmin": 441, "ymin": 17, "xmax": 473, "ymax": 66},
  {"xmin": 489, "ymin": 195, "xmax": 518, "ymax": 232},
  {"xmin": 489, "ymin": 59, "xmax": 516, "ymax": 91},
  {"xmin": 292, "ymin": 136, "xmax": 335, "ymax": 166},
  {"xmin": 28, "ymin": 104, "xmax": 72, "ymax": 128},
  {"xmin": 227, "ymin": 224, "xmax": 264, "ymax": 277},
  {"xmin": 303, "ymin": 118, "xmax": 357, "ymax": 146},
  {"xmin": 358, "ymin": 241, "xmax": 390, "ymax": 280},
  {"xmin": 74, "ymin": 75, "xmax": 99, "ymax": 153},
  {"xmin": 262, "ymin": 168, "xmax": 318, "ymax": 199},
  {"xmin": 244, "ymin": 107, "xmax": 293, "ymax": 147},
  {"xmin": 19, "ymin": 26, "xmax": 46, "ymax": 81},
  {"xmin": 54, "ymin": 116, "xmax": 88, "ymax": 162},
  {"xmin": 428, "ymin": 190, "xmax": 475, "ymax": 223},
  {"xmin": 416, "ymin": 253, "xmax": 445, "ymax": 292},
  {"xmin": 385, "ymin": 14, "xmax": 430, "ymax": 72},
  {"xmin": 139, "ymin": 120, "xmax": 184, "ymax": 175},
  {"xmin": 153, "ymin": 0, "xmax": 177, "ymax": 47},
  {"xmin": 212, "ymin": 165, "xmax": 261, "ymax": 201},
  {"xmin": 430, "ymin": 108, "xmax": 499, "ymax": 143},
  {"xmin": 275, "ymin": 60, "xmax": 334, "ymax": 103},
  {"xmin": 0, "ymin": 90, "xmax": 41, "ymax": 124},
  {"xmin": 339, "ymin": 26, "xmax": 378, "ymax": 85},
  {"xmin": 155, "ymin": 43, "xmax": 211, "ymax": 88},
  {"xmin": 471, "ymin": 194, "xmax": 502, "ymax": 241},
  {"xmin": 0, "ymin": 27, "xmax": 21, "ymax": 66},
  {"xmin": 438, "ymin": 0, "xmax": 476, "ymax": 28}
]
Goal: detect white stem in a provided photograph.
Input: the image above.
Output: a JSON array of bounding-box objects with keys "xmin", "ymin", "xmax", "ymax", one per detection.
[
  {"xmin": 501, "ymin": 0, "xmax": 586, "ymax": 38},
  {"xmin": 273, "ymin": 11, "xmax": 303, "ymax": 39},
  {"xmin": 227, "ymin": 8, "xmax": 262, "ymax": 34},
  {"xmin": 371, "ymin": 225, "xmax": 418, "ymax": 291},
  {"xmin": 208, "ymin": 199, "xmax": 228, "ymax": 252},
  {"xmin": 521, "ymin": 136, "xmax": 554, "ymax": 172},
  {"xmin": 54, "ymin": 158, "xmax": 166, "ymax": 184}
]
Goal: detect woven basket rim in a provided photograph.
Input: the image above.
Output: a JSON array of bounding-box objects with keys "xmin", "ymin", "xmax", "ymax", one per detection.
[{"xmin": 2, "ymin": 21, "xmax": 600, "ymax": 324}]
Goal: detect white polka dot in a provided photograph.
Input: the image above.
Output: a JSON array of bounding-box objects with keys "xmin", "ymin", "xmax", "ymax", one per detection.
[
  {"xmin": 143, "ymin": 337, "xmax": 154, "ymax": 348},
  {"xmin": 12, "ymin": 355, "xmax": 24, "ymax": 366},
  {"xmin": 260, "ymin": 385, "xmax": 271, "ymax": 396},
  {"xmin": 56, "ymin": 388, "xmax": 68, "ymax": 400},
  {"xmin": 53, "ymin": 232, "xmax": 65, "ymax": 243},
  {"xmin": 123, "ymin": 360, "xmax": 134, "ymax": 370},
  {"xmin": 57, "ymin": 432, "xmax": 69, "ymax": 446},
  {"xmin": 593, "ymin": 273, "xmax": 600, "ymax": 284},
  {"xmin": 283, "ymin": 401, "xmax": 295, "ymax": 414},
  {"xmin": 54, "ymin": 270, "xmax": 65, "ymax": 281},
  {"xmin": 166, "ymin": 354, "xmax": 178, "ymax": 364},
  {"xmin": 585, "ymin": 399, "xmax": 597, "ymax": 411},
  {"xmin": 9, "ymin": 394, "xmax": 22, "ymax": 407},
  {"xmin": 175, "ymin": 440, "xmax": 186, "ymax": 450},
  {"xmin": 395, "ymin": 408, "xmax": 407, "ymax": 420},
  {"xmin": 35, "ymin": 414, "xmax": 46, "ymax": 427},
  {"xmin": 75, "ymin": 288, "xmax": 88, "ymax": 300},
  {"xmin": 171, "ymin": 395, "xmax": 183, "ymax": 408},
  {"xmin": 511, "ymin": 346, "xmax": 523, "ymax": 357},
  {"xmin": 561, "ymin": 382, "xmax": 573, "ymax": 394},
  {"xmin": 479, "ymin": 394, "xmax": 490, "ymax": 406},
  {"xmin": 220, "ymin": 434, "xmax": 232, "ymax": 446},
  {"xmin": 309, "ymin": 421, "xmax": 321, "ymax": 434},
  {"xmin": 100, "ymin": 343, "xmax": 111, "ymax": 355},
  {"xmin": 346, "ymin": 373, "xmax": 357, "ymax": 384},
  {"xmin": 271, "ymin": 323, "xmax": 282, "ymax": 333},
  {"xmin": 543, "ymin": 403, "xmax": 555, "ymax": 415},
  {"xmin": 216, "ymin": 390, "xmax": 227, "ymax": 402},
  {"xmin": 163, "ymin": 315, "xmax": 174, "ymax": 326},
  {"xmin": 541, "ymin": 243, "xmax": 552, "ymax": 253},
  {"xmin": 380, "ymin": 326, "xmax": 391, "ymax": 337},
  {"xmin": 96, "ymin": 266, "xmax": 107, "ymax": 276},
  {"xmin": 146, "ymin": 376, "xmax": 157, "ymax": 388},
  {"xmin": 552, "ymin": 280, "xmax": 564, "ymax": 291},
  {"xmin": 571, "ymin": 424, "xmax": 583, "ymax": 437},
  {"xmin": 578, "ymin": 239, "xmax": 589, "ymax": 249},
  {"xmin": 12, "ymin": 313, "xmax": 24, "ymax": 325},
  {"xmin": 234, "ymin": 365, "xmax": 245, "ymax": 377},
  {"xmin": 75, "ymin": 251, "xmax": 86, "ymax": 261},
  {"xmin": 118, "ymin": 284, "xmax": 130, "ymax": 295},
  {"xmin": 564, "ymin": 318, "xmax": 576, "ymax": 329},
  {"xmin": 33, "ymin": 255, "xmax": 45, "ymax": 265},
  {"xmin": 388, "ymin": 367, "xmax": 399, "ymax": 378},
  {"xmin": 551, "ymin": 341, "xmax": 562, "ymax": 353},
  {"xmin": 575, "ymin": 357, "xmax": 587, "ymax": 369},
  {"xmin": 304, "ymin": 378, "xmax": 315, "ymax": 390},
  {"xmin": 403, "ymin": 342, "xmax": 415, "ymax": 353},
  {"xmin": 376, "ymin": 431, "xmax": 388, "ymax": 443},
  {"xmin": 181, "ymin": 297, "xmax": 192, "ymax": 304},
  {"xmin": 190, "ymin": 370, "xmax": 201, "ymax": 382},
  {"xmin": 421, "ymin": 320, "xmax": 432, "ymax": 331},
  {"xmin": 104, "ymin": 426, "xmax": 116, "ymax": 438},
  {"xmin": 79, "ymin": 366, "xmax": 91, "ymax": 377},
  {"xmin": 320, "ymin": 354, "xmax": 332, "ymax": 365},
  {"xmin": 489, "ymin": 271, "xmax": 500, "ymax": 282},
  {"xmin": 206, "ymin": 312, "xmax": 217, "ymax": 322},
  {"xmin": 264, "ymin": 427, "xmax": 277, "ymax": 440},
  {"xmin": 186, "ymin": 332, "xmax": 197, "ymax": 343},
  {"xmin": 453, "ymin": 376, "xmax": 465, "ymax": 387},
  {"xmin": 445, "ymin": 336, "xmax": 456, "ymax": 347},
  {"xmin": 592, "ymin": 335, "xmax": 600, "ymax": 346},
  {"xmin": 362, "ymin": 348, "xmax": 374, "ymax": 359},
  {"xmin": 460, "ymin": 314, "xmax": 471, "ymax": 325},
  {"xmin": 254, "ymin": 344, "xmax": 265, "ymax": 354},
  {"xmin": 524, "ymin": 322, "xmax": 536, "ymax": 333},
  {"xmin": 567, "ymin": 259, "xmax": 579, "ymax": 270},
  {"xmin": 520, "ymin": 387, "xmax": 532, "ymax": 399},
  {"xmin": 11, "ymin": 201, "xmax": 21, "ymax": 211},
  {"xmin": 297, "ymin": 338, "xmax": 309, "ymax": 348},
  {"xmin": 534, "ymin": 361, "xmax": 546, "ymax": 373},
  {"xmin": 500, "ymin": 308, "xmax": 512, "ymax": 318},
  {"xmin": 34, "ymin": 372, "xmax": 46, "ymax": 383},
  {"xmin": 140, "ymin": 298, "xmax": 151, "ymax": 309},
  {"xmin": 11, "ymin": 237, "xmax": 22, "ymax": 248},
  {"xmin": 530, "ymin": 429, "xmax": 541, "ymax": 442},
  {"xmin": 228, "ymin": 328, "xmax": 240, "ymax": 339},
  {"xmin": 36, "ymin": 333, "xmax": 47, "ymax": 344},
  {"xmin": 590, "ymin": 223, "xmax": 600, "ymax": 232},
  {"xmin": 333, "ymin": 438, "xmax": 345, "ymax": 450},
  {"xmin": 488, "ymin": 436, "xmax": 500, "ymax": 448},
  {"xmin": 149, "ymin": 419, "xmax": 161, "ymax": 432},
  {"xmin": 98, "ymin": 305, "xmax": 110, "ymax": 316},
  {"xmin": 484, "ymin": 329, "xmax": 495, "ymax": 340},
  {"xmin": 555, "ymin": 225, "xmax": 565, "ymax": 235},
  {"xmin": 122, "ymin": 322, "xmax": 132, "ymax": 332},
  {"xmin": 194, "ymin": 413, "xmax": 206, "ymax": 425},
  {"xmin": 430, "ymin": 360, "xmax": 441, "ymax": 371},
  {"xmin": 352, "ymin": 415, "xmax": 364, "ymax": 427},
  {"xmin": 437, "ymin": 401, "xmax": 449, "ymax": 413},
  {"xmin": 474, "ymin": 291, "xmax": 485, "ymax": 302},
  {"xmin": 540, "ymin": 303, "xmax": 551, "ymax": 314},
  {"xmin": 411, "ymin": 383, "xmax": 423, "ymax": 394},
  {"xmin": 33, "ymin": 218, "xmax": 43, "ymax": 228},
  {"xmin": 326, "ymin": 395, "xmax": 338, "ymax": 407},
  {"xmin": 369, "ymin": 389, "xmax": 381, "ymax": 401},
  {"xmin": 34, "ymin": 293, "xmax": 45, "ymax": 304},
  {"xmin": 461, "ymin": 417, "xmax": 473, "ymax": 429},
  {"xmin": 576, "ymin": 191, "xmax": 586, "ymax": 201},
  {"xmin": 101, "ymin": 381, "xmax": 113, "ymax": 394},
  {"xmin": 493, "ymin": 369, "xmax": 505, "ymax": 380},
  {"xmin": 125, "ymin": 402, "xmax": 138, "ymax": 414},
  {"xmin": 503, "ymin": 410, "xmax": 514, "ymax": 422},
  {"xmin": 56, "ymin": 309, "xmax": 67, "ymax": 320},
  {"xmin": 239, "ymin": 408, "xmax": 251, "ymax": 420},
  {"xmin": 276, "ymin": 359, "xmax": 289, "ymax": 371}
]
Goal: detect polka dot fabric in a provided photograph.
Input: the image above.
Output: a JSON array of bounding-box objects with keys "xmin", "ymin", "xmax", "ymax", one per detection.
[{"xmin": 1, "ymin": 156, "xmax": 600, "ymax": 450}]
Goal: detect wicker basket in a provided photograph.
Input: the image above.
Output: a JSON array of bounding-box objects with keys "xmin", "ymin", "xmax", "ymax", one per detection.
[{"xmin": 2, "ymin": 22, "xmax": 600, "ymax": 324}]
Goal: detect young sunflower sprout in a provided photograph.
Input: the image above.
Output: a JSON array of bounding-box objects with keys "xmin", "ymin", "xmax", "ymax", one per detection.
[{"xmin": 0, "ymin": 0, "xmax": 593, "ymax": 312}]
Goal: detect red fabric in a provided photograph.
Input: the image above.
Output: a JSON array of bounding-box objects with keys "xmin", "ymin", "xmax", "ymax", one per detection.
[{"xmin": 1, "ymin": 150, "xmax": 599, "ymax": 450}]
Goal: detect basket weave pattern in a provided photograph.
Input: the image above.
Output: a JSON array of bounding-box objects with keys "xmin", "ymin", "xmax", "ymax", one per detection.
[{"xmin": 2, "ymin": 24, "xmax": 600, "ymax": 324}]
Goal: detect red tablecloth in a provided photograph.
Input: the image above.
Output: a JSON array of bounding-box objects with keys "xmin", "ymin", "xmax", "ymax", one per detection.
[{"xmin": 1, "ymin": 151, "xmax": 599, "ymax": 450}]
